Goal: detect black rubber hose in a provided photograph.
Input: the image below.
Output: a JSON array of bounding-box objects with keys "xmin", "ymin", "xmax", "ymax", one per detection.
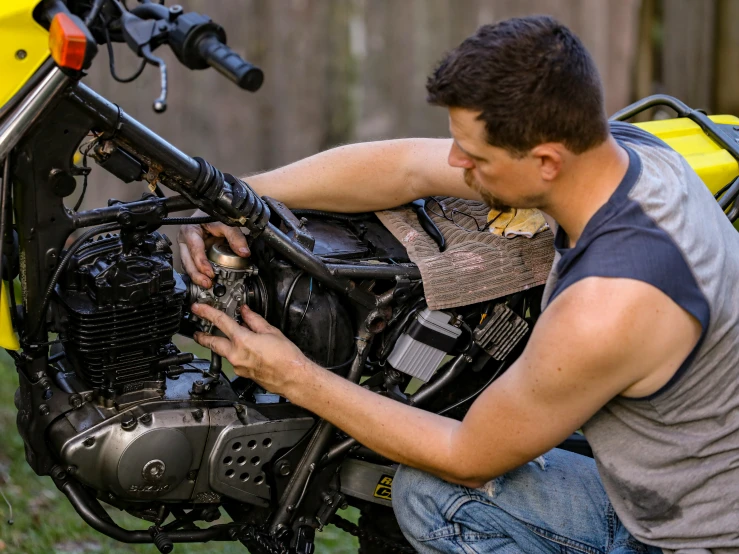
[{"xmin": 29, "ymin": 223, "xmax": 120, "ymax": 341}]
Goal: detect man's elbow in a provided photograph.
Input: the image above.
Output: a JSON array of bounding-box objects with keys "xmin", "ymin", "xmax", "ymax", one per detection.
[{"xmin": 441, "ymin": 467, "xmax": 495, "ymax": 489}]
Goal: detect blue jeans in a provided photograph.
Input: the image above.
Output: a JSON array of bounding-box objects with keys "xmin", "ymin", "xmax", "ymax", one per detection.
[{"xmin": 392, "ymin": 449, "xmax": 662, "ymax": 554}]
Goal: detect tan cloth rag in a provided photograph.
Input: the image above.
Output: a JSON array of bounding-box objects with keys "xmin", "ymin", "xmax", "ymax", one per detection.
[
  {"xmin": 375, "ymin": 197, "xmax": 555, "ymax": 310},
  {"xmin": 487, "ymin": 208, "xmax": 549, "ymax": 238}
]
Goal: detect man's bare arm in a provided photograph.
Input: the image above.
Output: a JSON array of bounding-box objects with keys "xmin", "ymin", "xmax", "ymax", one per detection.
[
  {"xmin": 191, "ymin": 277, "xmax": 701, "ymax": 486},
  {"xmin": 179, "ymin": 138, "xmax": 478, "ymax": 286},
  {"xmin": 245, "ymin": 138, "xmax": 479, "ymax": 211}
]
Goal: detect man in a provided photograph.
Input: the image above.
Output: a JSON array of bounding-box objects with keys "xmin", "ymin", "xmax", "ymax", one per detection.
[{"xmin": 178, "ymin": 16, "xmax": 739, "ymax": 554}]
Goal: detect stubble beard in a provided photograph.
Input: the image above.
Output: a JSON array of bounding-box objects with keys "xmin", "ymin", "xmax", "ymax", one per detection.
[{"xmin": 464, "ymin": 169, "xmax": 510, "ymax": 212}]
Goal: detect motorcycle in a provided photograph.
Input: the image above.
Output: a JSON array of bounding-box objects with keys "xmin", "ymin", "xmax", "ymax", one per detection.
[{"xmin": 1, "ymin": 1, "xmax": 738, "ymax": 553}]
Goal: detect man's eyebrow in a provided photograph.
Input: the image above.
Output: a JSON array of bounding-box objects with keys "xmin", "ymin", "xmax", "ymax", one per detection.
[{"xmin": 453, "ymin": 139, "xmax": 483, "ymax": 160}]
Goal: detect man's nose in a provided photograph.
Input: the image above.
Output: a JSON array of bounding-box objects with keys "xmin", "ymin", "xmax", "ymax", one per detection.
[{"xmin": 448, "ymin": 143, "xmax": 474, "ymax": 169}]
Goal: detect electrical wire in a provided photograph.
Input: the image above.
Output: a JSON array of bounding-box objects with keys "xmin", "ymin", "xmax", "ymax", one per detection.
[
  {"xmin": 435, "ymin": 360, "xmax": 507, "ymax": 416},
  {"xmin": 280, "ymin": 270, "xmax": 305, "ymax": 331},
  {"xmin": 72, "ymin": 153, "xmax": 89, "ymax": 212},
  {"xmin": 104, "ymin": 24, "xmax": 147, "ymax": 83},
  {"xmin": 296, "ymin": 277, "xmax": 313, "ymax": 327},
  {"xmin": 84, "ymin": 0, "xmax": 107, "ymax": 26},
  {"xmin": 325, "ymin": 347, "xmax": 357, "ymax": 372}
]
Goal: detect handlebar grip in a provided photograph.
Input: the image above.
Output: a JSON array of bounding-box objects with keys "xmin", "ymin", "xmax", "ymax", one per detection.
[{"xmin": 197, "ymin": 35, "xmax": 263, "ymax": 92}]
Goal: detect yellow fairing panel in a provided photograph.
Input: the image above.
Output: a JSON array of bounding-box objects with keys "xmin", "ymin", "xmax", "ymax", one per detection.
[
  {"xmin": 0, "ymin": 1, "xmax": 49, "ymax": 110},
  {"xmin": 635, "ymin": 115, "xmax": 739, "ymax": 195},
  {"xmin": 0, "ymin": 281, "xmax": 19, "ymax": 350}
]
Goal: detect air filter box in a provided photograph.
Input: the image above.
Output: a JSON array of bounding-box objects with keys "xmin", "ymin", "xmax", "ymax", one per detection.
[{"xmin": 387, "ymin": 308, "xmax": 462, "ymax": 382}]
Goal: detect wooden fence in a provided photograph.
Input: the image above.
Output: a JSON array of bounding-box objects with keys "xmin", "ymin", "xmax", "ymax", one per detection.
[
  {"xmin": 82, "ymin": 0, "xmax": 640, "ymax": 206},
  {"xmin": 77, "ymin": 0, "xmax": 739, "ymax": 216}
]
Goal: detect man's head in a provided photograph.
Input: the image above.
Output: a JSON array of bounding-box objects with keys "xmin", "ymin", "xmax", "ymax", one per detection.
[{"xmin": 427, "ymin": 16, "xmax": 609, "ymax": 210}]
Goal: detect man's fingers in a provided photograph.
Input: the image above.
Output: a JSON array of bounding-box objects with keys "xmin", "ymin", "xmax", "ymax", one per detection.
[
  {"xmin": 192, "ymin": 303, "xmax": 244, "ymax": 339},
  {"xmin": 223, "ymin": 227, "xmax": 250, "ymax": 257},
  {"xmin": 205, "ymin": 223, "xmax": 250, "ymax": 257},
  {"xmin": 179, "ymin": 242, "xmax": 211, "ymax": 289},
  {"xmin": 181, "ymin": 225, "xmax": 215, "ymax": 279},
  {"xmin": 193, "ymin": 332, "xmax": 233, "ymax": 359},
  {"xmin": 240, "ymin": 305, "xmax": 274, "ymax": 334}
]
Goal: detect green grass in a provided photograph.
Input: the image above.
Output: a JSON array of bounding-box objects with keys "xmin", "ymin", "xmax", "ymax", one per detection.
[{"xmin": 0, "ymin": 350, "xmax": 359, "ymax": 553}]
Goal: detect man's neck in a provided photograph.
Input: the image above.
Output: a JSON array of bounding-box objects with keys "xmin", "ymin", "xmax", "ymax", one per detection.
[{"xmin": 542, "ymin": 137, "xmax": 630, "ymax": 247}]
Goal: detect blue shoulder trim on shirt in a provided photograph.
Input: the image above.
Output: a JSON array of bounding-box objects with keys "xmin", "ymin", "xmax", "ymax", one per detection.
[
  {"xmin": 550, "ymin": 146, "xmax": 710, "ymax": 399},
  {"xmin": 610, "ymin": 121, "xmax": 674, "ymax": 151}
]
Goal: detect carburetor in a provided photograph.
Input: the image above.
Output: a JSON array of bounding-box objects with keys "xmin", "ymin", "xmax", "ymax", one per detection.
[{"xmin": 185, "ymin": 241, "xmax": 268, "ymax": 333}]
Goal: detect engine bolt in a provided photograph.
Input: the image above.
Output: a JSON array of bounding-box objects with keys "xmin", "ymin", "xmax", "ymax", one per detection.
[
  {"xmin": 192, "ymin": 408, "xmax": 204, "ymax": 421},
  {"xmin": 275, "ymin": 524, "xmax": 288, "ymax": 539},
  {"xmin": 15, "ymin": 49, "xmax": 27, "ymax": 60},
  {"xmin": 186, "ymin": 470, "xmax": 198, "ymax": 481},
  {"xmin": 121, "ymin": 412, "xmax": 137, "ymax": 430},
  {"xmin": 39, "ymin": 404, "xmax": 50, "ymax": 416},
  {"xmin": 69, "ymin": 393, "xmax": 83, "ymax": 409},
  {"xmin": 139, "ymin": 413, "xmax": 153, "ymax": 425},
  {"xmin": 83, "ymin": 437, "xmax": 96, "ymax": 447},
  {"xmin": 276, "ymin": 460, "xmax": 291, "ymax": 476},
  {"xmin": 66, "ymin": 465, "xmax": 77, "ymax": 475}
]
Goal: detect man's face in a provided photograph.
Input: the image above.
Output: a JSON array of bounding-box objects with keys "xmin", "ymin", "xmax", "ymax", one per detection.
[{"xmin": 447, "ymin": 108, "xmax": 547, "ymax": 211}]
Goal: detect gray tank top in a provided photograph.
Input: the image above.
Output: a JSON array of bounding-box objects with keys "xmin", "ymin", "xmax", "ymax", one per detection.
[{"xmin": 541, "ymin": 122, "xmax": 739, "ymax": 553}]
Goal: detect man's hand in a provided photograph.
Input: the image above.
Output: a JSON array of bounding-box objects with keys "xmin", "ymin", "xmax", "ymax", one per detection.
[
  {"xmin": 177, "ymin": 211, "xmax": 251, "ymax": 289},
  {"xmin": 191, "ymin": 303, "xmax": 311, "ymax": 395}
]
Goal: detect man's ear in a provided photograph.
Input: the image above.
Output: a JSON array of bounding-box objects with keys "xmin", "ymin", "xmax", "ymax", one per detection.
[{"xmin": 530, "ymin": 144, "xmax": 563, "ymax": 182}]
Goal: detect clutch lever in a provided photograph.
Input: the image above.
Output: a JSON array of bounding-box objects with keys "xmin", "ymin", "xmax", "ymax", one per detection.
[{"xmin": 410, "ymin": 198, "xmax": 446, "ymax": 252}]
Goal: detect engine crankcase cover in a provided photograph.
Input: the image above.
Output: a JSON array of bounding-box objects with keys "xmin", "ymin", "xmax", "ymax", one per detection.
[{"xmin": 57, "ymin": 405, "xmax": 210, "ymax": 501}]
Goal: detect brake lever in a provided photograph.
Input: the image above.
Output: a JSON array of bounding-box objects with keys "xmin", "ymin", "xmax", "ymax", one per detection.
[
  {"xmin": 118, "ymin": 10, "xmax": 172, "ymax": 112},
  {"xmin": 140, "ymin": 45, "xmax": 168, "ymax": 112}
]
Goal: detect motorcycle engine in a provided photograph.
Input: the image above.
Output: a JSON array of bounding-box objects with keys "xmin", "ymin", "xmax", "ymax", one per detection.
[{"xmin": 47, "ymin": 229, "xmax": 316, "ymax": 507}]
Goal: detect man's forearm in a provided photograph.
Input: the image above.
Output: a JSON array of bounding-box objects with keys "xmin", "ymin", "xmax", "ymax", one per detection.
[{"xmin": 241, "ymin": 139, "xmax": 476, "ymax": 212}]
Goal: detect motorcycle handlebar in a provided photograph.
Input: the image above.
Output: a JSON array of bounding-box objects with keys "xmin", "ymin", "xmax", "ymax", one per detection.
[{"xmin": 196, "ymin": 35, "xmax": 263, "ymax": 92}]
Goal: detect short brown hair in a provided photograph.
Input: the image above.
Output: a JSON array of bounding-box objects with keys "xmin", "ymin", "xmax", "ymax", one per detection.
[{"xmin": 426, "ymin": 16, "xmax": 609, "ymax": 156}]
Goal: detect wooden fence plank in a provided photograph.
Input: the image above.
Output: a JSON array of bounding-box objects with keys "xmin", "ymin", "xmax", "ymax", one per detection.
[
  {"xmin": 714, "ymin": 0, "xmax": 739, "ymax": 114},
  {"xmin": 662, "ymin": 0, "xmax": 717, "ymax": 111}
]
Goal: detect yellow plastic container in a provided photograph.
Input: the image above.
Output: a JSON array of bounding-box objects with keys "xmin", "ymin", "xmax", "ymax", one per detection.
[{"xmin": 635, "ymin": 115, "xmax": 739, "ymax": 195}]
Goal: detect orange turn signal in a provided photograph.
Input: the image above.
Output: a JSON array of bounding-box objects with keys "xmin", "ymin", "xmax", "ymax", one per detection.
[{"xmin": 49, "ymin": 13, "xmax": 88, "ymax": 70}]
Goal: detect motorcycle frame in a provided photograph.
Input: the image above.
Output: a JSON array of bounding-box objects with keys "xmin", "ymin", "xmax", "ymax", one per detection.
[{"xmin": 2, "ymin": 60, "xmax": 447, "ymax": 547}]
